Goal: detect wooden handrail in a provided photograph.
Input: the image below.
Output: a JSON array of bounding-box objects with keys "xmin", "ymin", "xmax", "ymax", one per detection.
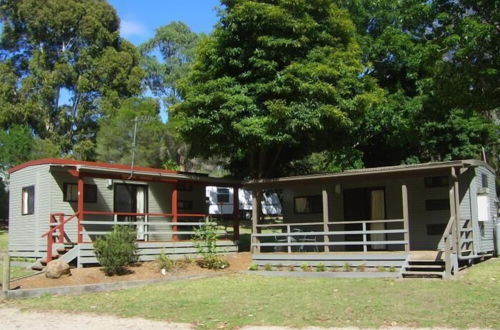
[
  {"xmin": 255, "ymin": 219, "xmax": 404, "ymax": 227},
  {"xmin": 82, "ymin": 211, "xmax": 207, "ymax": 218},
  {"xmin": 42, "ymin": 213, "xmax": 79, "ymax": 238}
]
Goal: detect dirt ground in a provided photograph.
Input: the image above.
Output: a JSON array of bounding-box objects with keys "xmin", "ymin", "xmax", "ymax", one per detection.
[{"xmin": 11, "ymin": 252, "xmax": 251, "ymax": 290}]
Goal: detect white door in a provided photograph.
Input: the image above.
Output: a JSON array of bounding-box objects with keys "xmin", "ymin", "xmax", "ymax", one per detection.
[
  {"xmin": 136, "ymin": 186, "xmax": 147, "ymax": 240},
  {"xmin": 370, "ymin": 189, "xmax": 386, "ymax": 250}
]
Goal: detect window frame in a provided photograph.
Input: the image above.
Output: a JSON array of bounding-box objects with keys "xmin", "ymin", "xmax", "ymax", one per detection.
[
  {"xmin": 21, "ymin": 185, "xmax": 35, "ymax": 215},
  {"xmin": 424, "ymin": 176, "xmax": 449, "ymax": 188},
  {"xmin": 63, "ymin": 183, "xmax": 98, "ymax": 203},
  {"xmin": 294, "ymin": 195, "xmax": 322, "ymax": 214},
  {"xmin": 216, "ymin": 188, "xmax": 231, "ymax": 204}
]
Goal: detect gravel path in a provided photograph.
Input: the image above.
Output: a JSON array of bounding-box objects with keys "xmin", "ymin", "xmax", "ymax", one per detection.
[{"xmin": 0, "ymin": 308, "xmax": 194, "ymax": 330}]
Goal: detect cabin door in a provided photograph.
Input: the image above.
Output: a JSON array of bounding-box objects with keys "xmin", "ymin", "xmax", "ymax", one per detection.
[{"xmin": 114, "ymin": 184, "xmax": 148, "ymax": 240}]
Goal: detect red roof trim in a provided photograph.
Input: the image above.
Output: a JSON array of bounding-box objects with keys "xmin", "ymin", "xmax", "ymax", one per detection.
[{"xmin": 8, "ymin": 158, "xmax": 179, "ymax": 175}]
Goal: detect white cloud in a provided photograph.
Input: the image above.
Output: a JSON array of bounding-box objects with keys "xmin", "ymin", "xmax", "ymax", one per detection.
[{"xmin": 120, "ymin": 20, "xmax": 147, "ymax": 37}]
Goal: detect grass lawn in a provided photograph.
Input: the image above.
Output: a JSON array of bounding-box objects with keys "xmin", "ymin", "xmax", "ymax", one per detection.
[{"xmin": 8, "ymin": 258, "xmax": 500, "ymax": 329}]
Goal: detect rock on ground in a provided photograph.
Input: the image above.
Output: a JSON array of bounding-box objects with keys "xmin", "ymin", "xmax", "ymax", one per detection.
[{"xmin": 45, "ymin": 260, "xmax": 71, "ymax": 279}]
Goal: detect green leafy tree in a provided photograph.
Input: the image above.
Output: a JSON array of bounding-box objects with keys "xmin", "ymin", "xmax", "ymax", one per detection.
[
  {"xmin": 95, "ymin": 97, "xmax": 173, "ymax": 168},
  {"xmin": 175, "ymin": 0, "xmax": 382, "ymax": 178},
  {"xmin": 140, "ymin": 21, "xmax": 200, "ymax": 108},
  {"xmin": 0, "ymin": 0, "xmax": 144, "ymax": 159},
  {"xmin": 338, "ymin": 0, "xmax": 498, "ymax": 169}
]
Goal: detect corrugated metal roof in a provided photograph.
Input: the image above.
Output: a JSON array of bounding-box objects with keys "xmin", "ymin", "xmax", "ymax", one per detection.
[{"xmin": 244, "ymin": 159, "xmax": 493, "ymax": 186}]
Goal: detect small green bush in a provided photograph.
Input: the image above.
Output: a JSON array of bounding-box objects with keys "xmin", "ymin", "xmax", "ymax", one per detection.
[
  {"xmin": 93, "ymin": 226, "xmax": 138, "ymax": 276},
  {"xmin": 357, "ymin": 263, "xmax": 366, "ymax": 272},
  {"xmin": 376, "ymin": 266, "xmax": 386, "ymax": 272},
  {"xmin": 276, "ymin": 263, "xmax": 284, "ymax": 271},
  {"xmin": 288, "ymin": 265, "xmax": 295, "ymax": 272},
  {"xmin": 156, "ymin": 250, "xmax": 174, "ymax": 272},
  {"xmin": 343, "ymin": 262, "xmax": 352, "ymax": 272},
  {"xmin": 264, "ymin": 264, "xmax": 273, "ymax": 271},
  {"xmin": 316, "ymin": 263, "xmax": 326, "ymax": 272},
  {"xmin": 388, "ymin": 266, "xmax": 397, "ymax": 272},
  {"xmin": 248, "ymin": 264, "xmax": 258, "ymax": 271},
  {"xmin": 300, "ymin": 263, "xmax": 311, "ymax": 272},
  {"xmin": 194, "ymin": 219, "xmax": 229, "ymax": 270}
]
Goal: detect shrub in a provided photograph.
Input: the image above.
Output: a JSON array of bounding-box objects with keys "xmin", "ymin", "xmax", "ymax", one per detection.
[
  {"xmin": 156, "ymin": 250, "xmax": 174, "ymax": 272},
  {"xmin": 264, "ymin": 264, "xmax": 273, "ymax": 271},
  {"xmin": 276, "ymin": 263, "xmax": 284, "ymax": 271},
  {"xmin": 288, "ymin": 265, "xmax": 295, "ymax": 272},
  {"xmin": 194, "ymin": 218, "xmax": 229, "ymax": 270},
  {"xmin": 376, "ymin": 266, "xmax": 386, "ymax": 272},
  {"xmin": 342, "ymin": 262, "xmax": 352, "ymax": 272},
  {"xmin": 248, "ymin": 264, "xmax": 258, "ymax": 271},
  {"xmin": 300, "ymin": 263, "xmax": 311, "ymax": 272},
  {"xmin": 388, "ymin": 266, "xmax": 397, "ymax": 272},
  {"xmin": 316, "ymin": 263, "xmax": 326, "ymax": 272},
  {"xmin": 93, "ymin": 226, "xmax": 138, "ymax": 276},
  {"xmin": 357, "ymin": 263, "xmax": 366, "ymax": 272}
]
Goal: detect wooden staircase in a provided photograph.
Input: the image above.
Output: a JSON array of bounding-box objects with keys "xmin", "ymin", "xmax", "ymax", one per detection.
[
  {"xmin": 402, "ymin": 259, "xmax": 445, "ymax": 279},
  {"xmin": 31, "ymin": 243, "xmax": 77, "ymax": 271}
]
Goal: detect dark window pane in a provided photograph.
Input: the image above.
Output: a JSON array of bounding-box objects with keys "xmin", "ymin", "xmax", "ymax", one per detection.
[
  {"xmin": 425, "ymin": 199, "xmax": 449, "ymax": 211},
  {"xmin": 84, "ymin": 184, "xmax": 97, "ymax": 203},
  {"xmin": 217, "ymin": 188, "xmax": 230, "ymax": 203},
  {"xmin": 294, "ymin": 195, "xmax": 322, "ymax": 214},
  {"xmin": 481, "ymin": 174, "xmax": 488, "ymax": 188},
  {"xmin": 424, "ymin": 176, "xmax": 448, "ymax": 188}
]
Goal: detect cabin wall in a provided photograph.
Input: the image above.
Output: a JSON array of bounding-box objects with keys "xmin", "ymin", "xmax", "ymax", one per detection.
[
  {"xmin": 474, "ymin": 166, "xmax": 497, "ymax": 253},
  {"xmin": 279, "ymin": 170, "xmax": 456, "ymax": 251},
  {"xmin": 8, "ymin": 165, "xmax": 52, "ymax": 257}
]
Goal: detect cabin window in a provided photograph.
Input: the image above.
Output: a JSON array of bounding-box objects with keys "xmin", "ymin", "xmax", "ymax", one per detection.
[
  {"xmin": 216, "ymin": 188, "xmax": 230, "ymax": 203},
  {"xmin": 426, "ymin": 224, "xmax": 447, "ymax": 235},
  {"xmin": 21, "ymin": 186, "xmax": 35, "ymax": 215},
  {"xmin": 424, "ymin": 176, "xmax": 448, "ymax": 188},
  {"xmin": 178, "ymin": 182, "xmax": 193, "ymax": 191},
  {"xmin": 425, "ymin": 199, "xmax": 449, "ymax": 211},
  {"xmin": 477, "ymin": 195, "xmax": 489, "ymax": 221},
  {"xmin": 178, "ymin": 200, "xmax": 193, "ymax": 210},
  {"xmin": 481, "ymin": 174, "xmax": 488, "ymax": 188},
  {"xmin": 63, "ymin": 183, "xmax": 97, "ymax": 203},
  {"xmin": 294, "ymin": 195, "xmax": 322, "ymax": 214}
]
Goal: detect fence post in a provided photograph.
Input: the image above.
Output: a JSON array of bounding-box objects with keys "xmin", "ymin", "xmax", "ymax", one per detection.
[
  {"xmin": 58, "ymin": 214, "xmax": 64, "ymax": 243},
  {"xmin": 362, "ymin": 222, "xmax": 368, "ymax": 252},
  {"xmin": 322, "ymin": 188, "xmax": 330, "ymax": 252},
  {"xmin": 2, "ymin": 254, "xmax": 9, "ymax": 293}
]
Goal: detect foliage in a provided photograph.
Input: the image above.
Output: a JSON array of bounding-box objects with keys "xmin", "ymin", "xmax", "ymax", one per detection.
[
  {"xmin": 194, "ymin": 219, "xmax": 229, "ymax": 269},
  {"xmin": 264, "ymin": 264, "xmax": 273, "ymax": 271},
  {"xmin": 139, "ymin": 21, "xmax": 200, "ymax": 109},
  {"xmin": 95, "ymin": 97, "xmax": 174, "ymax": 168},
  {"xmin": 316, "ymin": 263, "xmax": 326, "ymax": 272},
  {"xmin": 156, "ymin": 250, "xmax": 175, "ymax": 272},
  {"xmin": 0, "ymin": 0, "xmax": 144, "ymax": 159},
  {"xmin": 93, "ymin": 226, "xmax": 138, "ymax": 276},
  {"xmin": 357, "ymin": 263, "xmax": 366, "ymax": 272},
  {"xmin": 175, "ymin": 0, "xmax": 382, "ymax": 179},
  {"xmin": 342, "ymin": 262, "xmax": 352, "ymax": 272},
  {"xmin": 300, "ymin": 263, "xmax": 311, "ymax": 272},
  {"xmin": 248, "ymin": 264, "xmax": 258, "ymax": 271},
  {"xmin": 337, "ymin": 0, "xmax": 499, "ymax": 170}
]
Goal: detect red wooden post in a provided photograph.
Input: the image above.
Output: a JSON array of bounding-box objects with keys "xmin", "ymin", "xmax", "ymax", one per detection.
[
  {"xmin": 171, "ymin": 182, "xmax": 178, "ymax": 241},
  {"xmin": 47, "ymin": 231, "xmax": 53, "ymax": 262},
  {"xmin": 58, "ymin": 214, "xmax": 64, "ymax": 243},
  {"xmin": 232, "ymin": 186, "xmax": 240, "ymax": 241},
  {"xmin": 77, "ymin": 175, "xmax": 84, "ymax": 243}
]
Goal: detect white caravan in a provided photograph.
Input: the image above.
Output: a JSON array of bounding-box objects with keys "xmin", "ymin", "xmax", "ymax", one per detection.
[{"xmin": 205, "ymin": 187, "xmax": 282, "ymax": 219}]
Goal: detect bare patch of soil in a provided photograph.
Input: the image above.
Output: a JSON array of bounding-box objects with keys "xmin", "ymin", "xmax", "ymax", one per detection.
[{"xmin": 12, "ymin": 252, "xmax": 251, "ymax": 290}]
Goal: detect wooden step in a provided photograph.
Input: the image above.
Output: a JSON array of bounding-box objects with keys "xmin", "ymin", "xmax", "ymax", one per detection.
[
  {"xmin": 408, "ymin": 259, "xmax": 444, "ymax": 265},
  {"xmin": 402, "ymin": 271, "xmax": 444, "ymax": 278}
]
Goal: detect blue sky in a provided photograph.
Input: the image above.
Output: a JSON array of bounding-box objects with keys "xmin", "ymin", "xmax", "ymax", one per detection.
[{"xmin": 108, "ymin": 0, "xmax": 221, "ymax": 45}]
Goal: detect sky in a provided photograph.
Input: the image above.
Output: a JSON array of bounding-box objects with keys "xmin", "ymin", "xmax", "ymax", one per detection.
[{"xmin": 108, "ymin": 0, "xmax": 221, "ymax": 45}]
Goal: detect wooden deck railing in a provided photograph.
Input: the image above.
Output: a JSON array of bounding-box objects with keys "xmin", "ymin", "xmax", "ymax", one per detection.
[
  {"xmin": 252, "ymin": 219, "xmax": 408, "ymax": 253},
  {"xmin": 42, "ymin": 211, "xmax": 234, "ymax": 263}
]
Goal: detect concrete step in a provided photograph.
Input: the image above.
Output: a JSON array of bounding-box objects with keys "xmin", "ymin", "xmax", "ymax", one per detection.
[{"xmin": 406, "ymin": 264, "xmax": 444, "ymax": 270}]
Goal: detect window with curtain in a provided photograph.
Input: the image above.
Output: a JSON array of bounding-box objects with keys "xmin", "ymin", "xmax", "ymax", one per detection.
[
  {"xmin": 22, "ymin": 186, "xmax": 35, "ymax": 215},
  {"xmin": 294, "ymin": 195, "xmax": 322, "ymax": 214}
]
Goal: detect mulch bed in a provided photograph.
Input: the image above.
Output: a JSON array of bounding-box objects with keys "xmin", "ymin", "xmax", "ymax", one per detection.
[{"xmin": 11, "ymin": 252, "xmax": 251, "ymax": 290}]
